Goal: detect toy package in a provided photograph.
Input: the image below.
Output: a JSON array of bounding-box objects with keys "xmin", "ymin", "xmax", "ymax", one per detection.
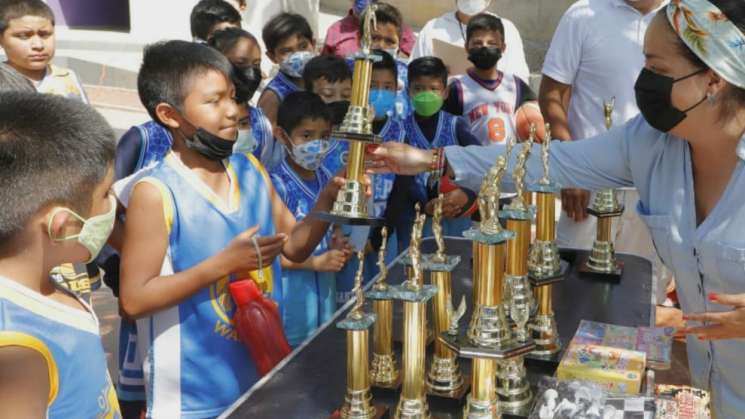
[
  {"xmin": 557, "ymin": 342, "xmax": 646, "ymax": 395},
  {"xmin": 572, "ymin": 320, "xmax": 674, "ymax": 370}
]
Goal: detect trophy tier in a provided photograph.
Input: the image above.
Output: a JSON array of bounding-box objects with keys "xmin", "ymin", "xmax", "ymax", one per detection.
[
  {"xmin": 498, "ymin": 207, "xmax": 536, "ymax": 222},
  {"xmin": 587, "ymin": 205, "xmax": 625, "ymax": 218},
  {"xmin": 529, "ymin": 259, "xmax": 571, "ymax": 287},
  {"xmin": 312, "ymin": 211, "xmax": 385, "ymax": 227},
  {"xmin": 440, "ymin": 331, "xmax": 535, "ymax": 360},
  {"xmin": 365, "ymin": 286, "xmax": 396, "ymax": 301},
  {"xmin": 527, "ymin": 181, "xmax": 561, "ymax": 194},
  {"xmin": 387, "ymin": 283, "xmax": 438, "ymax": 303},
  {"xmin": 337, "ymin": 312, "xmax": 376, "ymax": 331},
  {"xmin": 399, "ymin": 253, "xmax": 461, "ymax": 272},
  {"xmin": 330, "ymin": 130, "xmax": 382, "ymax": 144},
  {"xmin": 462, "ymin": 228, "xmax": 514, "ymax": 245}
]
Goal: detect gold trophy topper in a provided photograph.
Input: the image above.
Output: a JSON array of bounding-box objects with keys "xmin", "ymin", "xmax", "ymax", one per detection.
[
  {"xmin": 360, "ymin": 3, "xmax": 378, "ymax": 53},
  {"xmin": 603, "ymin": 97, "xmax": 615, "ymax": 131},
  {"xmin": 350, "ymin": 251, "xmax": 366, "ymax": 318},
  {"xmin": 510, "ymin": 127, "xmax": 534, "ymax": 212},
  {"xmin": 447, "ymin": 296, "xmax": 467, "ymax": 335},
  {"xmin": 478, "ymin": 136, "xmax": 511, "ymax": 235},
  {"xmin": 538, "ymin": 123, "xmax": 552, "ymax": 185},
  {"xmin": 375, "ymin": 226, "xmax": 389, "ymax": 288},
  {"xmin": 432, "ymin": 193, "xmax": 447, "ymax": 263},
  {"xmin": 408, "ymin": 203, "xmax": 426, "ymax": 288}
]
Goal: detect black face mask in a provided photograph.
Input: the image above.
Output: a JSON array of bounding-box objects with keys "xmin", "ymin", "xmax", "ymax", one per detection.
[
  {"xmin": 232, "ymin": 65, "xmax": 262, "ymax": 104},
  {"xmin": 467, "ymin": 47, "xmax": 502, "ymax": 70},
  {"xmin": 328, "ymin": 100, "xmax": 351, "ymax": 125},
  {"xmin": 634, "ymin": 68, "xmax": 707, "ymax": 132},
  {"xmin": 182, "ymin": 127, "xmax": 235, "ymax": 160}
]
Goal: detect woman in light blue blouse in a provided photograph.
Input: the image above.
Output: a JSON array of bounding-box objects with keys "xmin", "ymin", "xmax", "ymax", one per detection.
[{"xmin": 369, "ymin": 0, "xmax": 745, "ymax": 416}]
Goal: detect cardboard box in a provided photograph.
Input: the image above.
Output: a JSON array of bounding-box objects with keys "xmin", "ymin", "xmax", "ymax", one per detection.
[{"xmin": 557, "ymin": 343, "xmax": 646, "ymax": 395}]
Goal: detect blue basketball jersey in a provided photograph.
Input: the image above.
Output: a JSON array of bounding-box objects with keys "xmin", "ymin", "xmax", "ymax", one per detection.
[
  {"xmin": 137, "ymin": 152, "xmax": 281, "ymax": 418},
  {"xmin": 270, "ymin": 160, "xmax": 335, "ymax": 346},
  {"xmin": 265, "ymin": 72, "xmax": 300, "ymax": 102},
  {"xmin": 0, "ymin": 276, "xmax": 121, "ymax": 419},
  {"xmin": 247, "ymin": 106, "xmax": 285, "ymax": 170},
  {"xmin": 134, "ymin": 121, "xmax": 173, "ymax": 170}
]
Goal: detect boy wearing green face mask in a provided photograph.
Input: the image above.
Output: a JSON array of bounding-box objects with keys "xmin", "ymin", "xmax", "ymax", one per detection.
[
  {"xmin": 391, "ymin": 56, "xmax": 480, "ymax": 251},
  {"xmin": 0, "ymin": 92, "xmax": 122, "ymax": 418}
]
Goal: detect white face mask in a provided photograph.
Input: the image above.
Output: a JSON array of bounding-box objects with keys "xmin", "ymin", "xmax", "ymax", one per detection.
[
  {"xmin": 456, "ymin": 0, "xmax": 491, "ymax": 16},
  {"xmin": 233, "ymin": 129, "xmax": 257, "ymax": 154},
  {"xmin": 289, "ymin": 138, "xmax": 331, "ymax": 171},
  {"xmin": 48, "ymin": 195, "xmax": 117, "ymax": 264},
  {"xmin": 383, "ymin": 47, "xmax": 399, "ymax": 59}
]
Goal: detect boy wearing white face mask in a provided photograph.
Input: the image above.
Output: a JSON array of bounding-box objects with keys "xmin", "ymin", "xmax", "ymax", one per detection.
[
  {"xmin": 270, "ymin": 92, "xmax": 354, "ymax": 346},
  {"xmin": 258, "ymin": 13, "xmax": 316, "ymax": 126}
]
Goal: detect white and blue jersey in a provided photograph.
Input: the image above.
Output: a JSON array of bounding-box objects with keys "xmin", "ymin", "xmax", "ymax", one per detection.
[
  {"xmin": 0, "ymin": 276, "xmax": 121, "ymax": 418},
  {"xmin": 134, "ymin": 121, "xmax": 173, "ymax": 170},
  {"xmin": 270, "ymin": 160, "xmax": 335, "ymax": 346},
  {"xmin": 245, "ymin": 105, "xmax": 285, "ymax": 170},
  {"xmin": 264, "ymin": 71, "xmax": 301, "ymax": 102},
  {"xmin": 136, "ymin": 152, "xmax": 281, "ymax": 419}
]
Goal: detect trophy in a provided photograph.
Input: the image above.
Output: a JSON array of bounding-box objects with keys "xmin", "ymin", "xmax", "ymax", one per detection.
[
  {"xmin": 366, "ymin": 227, "xmax": 400, "ymax": 389},
  {"xmin": 527, "ymin": 123, "xmax": 569, "ymax": 360},
  {"xmin": 423, "ymin": 194, "xmax": 468, "ymax": 400},
  {"xmin": 580, "ymin": 98, "xmax": 624, "ymax": 280},
  {"xmin": 312, "ymin": 4, "xmax": 382, "ymax": 226},
  {"xmin": 333, "ymin": 252, "xmax": 387, "ymax": 419},
  {"xmin": 390, "ymin": 206, "xmax": 437, "ymax": 418},
  {"xmin": 440, "ymin": 142, "xmax": 534, "ymax": 419}
]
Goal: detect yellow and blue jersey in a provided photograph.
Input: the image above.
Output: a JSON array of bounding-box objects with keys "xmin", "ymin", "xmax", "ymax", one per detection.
[
  {"xmin": 0, "ymin": 276, "xmax": 120, "ymax": 419},
  {"xmin": 136, "ymin": 151, "xmax": 280, "ymax": 418},
  {"xmin": 35, "ymin": 64, "xmax": 89, "ymax": 104}
]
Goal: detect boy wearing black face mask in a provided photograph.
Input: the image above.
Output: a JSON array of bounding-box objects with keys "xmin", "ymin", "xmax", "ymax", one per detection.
[{"xmin": 444, "ymin": 13, "xmax": 537, "ymax": 145}]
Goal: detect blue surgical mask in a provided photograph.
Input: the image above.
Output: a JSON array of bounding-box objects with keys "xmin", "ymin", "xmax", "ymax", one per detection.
[
  {"xmin": 369, "ymin": 89, "xmax": 396, "ymax": 119},
  {"xmin": 280, "ymin": 51, "xmax": 315, "ymax": 79},
  {"xmin": 233, "ymin": 128, "xmax": 257, "ymax": 154},
  {"xmin": 289, "ymin": 138, "xmax": 331, "ymax": 171}
]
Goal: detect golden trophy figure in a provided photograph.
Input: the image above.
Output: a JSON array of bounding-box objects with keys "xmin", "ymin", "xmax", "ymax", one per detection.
[
  {"xmin": 313, "ymin": 4, "xmax": 382, "ymax": 226},
  {"xmin": 333, "ymin": 252, "xmax": 387, "ymax": 419},
  {"xmin": 422, "ymin": 194, "xmax": 467, "ymax": 400},
  {"xmin": 580, "ymin": 98, "xmax": 624, "ymax": 280},
  {"xmin": 390, "ymin": 207, "xmax": 437, "ymax": 419},
  {"xmin": 366, "ymin": 227, "xmax": 401, "ymax": 389},
  {"xmin": 440, "ymin": 142, "xmax": 534, "ymax": 419},
  {"xmin": 526, "ymin": 124, "xmax": 569, "ymax": 359}
]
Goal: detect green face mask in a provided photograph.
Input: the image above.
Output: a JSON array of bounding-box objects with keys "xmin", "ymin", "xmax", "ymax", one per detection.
[
  {"xmin": 48, "ymin": 195, "xmax": 117, "ymax": 263},
  {"xmin": 411, "ymin": 91, "xmax": 444, "ymax": 117}
]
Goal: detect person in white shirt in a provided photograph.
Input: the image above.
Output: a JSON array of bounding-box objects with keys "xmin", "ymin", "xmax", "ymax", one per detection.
[
  {"xmin": 539, "ymin": 0, "xmax": 670, "ymax": 302},
  {"xmin": 411, "ymin": 0, "xmax": 530, "ymax": 83}
]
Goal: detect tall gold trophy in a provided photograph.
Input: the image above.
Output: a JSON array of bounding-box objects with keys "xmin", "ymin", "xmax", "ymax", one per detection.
[
  {"xmin": 526, "ymin": 124, "xmax": 568, "ymax": 360},
  {"xmin": 366, "ymin": 227, "xmax": 401, "ymax": 389},
  {"xmin": 441, "ymin": 142, "xmax": 535, "ymax": 419},
  {"xmin": 313, "ymin": 4, "xmax": 382, "ymax": 226},
  {"xmin": 580, "ymin": 98, "xmax": 624, "ymax": 280},
  {"xmin": 390, "ymin": 207, "xmax": 437, "ymax": 418},
  {"xmin": 332, "ymin": 252, "xmax": 387, "ymax": 419}
]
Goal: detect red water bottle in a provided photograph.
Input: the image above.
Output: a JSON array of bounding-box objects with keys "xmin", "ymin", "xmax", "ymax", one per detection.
[{"xmin": 229, "ymin": 280, "xmax": 292, "ymax": 376}]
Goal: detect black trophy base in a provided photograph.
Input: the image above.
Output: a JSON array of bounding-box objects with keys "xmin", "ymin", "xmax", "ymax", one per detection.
[
  {"xmin": 578, "ymin": 257, "xmax": 624, "ymax": 282},
  {"xmin": 371, "ymin": 374, "xmax": 402, "ymax": 391},
  {"xmin": 529, "ymin": 259, "xmax": 570, "ymax": 287},
  {"xmin": 311, "ymin": 211, "xmax": 385, "ymax": 227},
  {"xmin": 587, "ymin": 206, "xmax": 625, "ymax": 218},
  {"xmin": 329, "ymin": 404, "xmax": 389, "ymax": 419},
  {"xmin": 426, "ymin": 375, "xmax": 470, "ymax": 402}
]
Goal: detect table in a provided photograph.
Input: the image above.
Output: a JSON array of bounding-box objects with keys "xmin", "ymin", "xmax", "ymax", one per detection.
[{"xmin": 221, "ymin": 237, "xmax": 654, "ymax": 419}]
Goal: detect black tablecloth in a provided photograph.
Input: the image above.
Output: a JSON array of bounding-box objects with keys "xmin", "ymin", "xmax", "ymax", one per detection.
[{"xmin": 221, "ymin": 237, "xmax": 653, "ymax": 419}]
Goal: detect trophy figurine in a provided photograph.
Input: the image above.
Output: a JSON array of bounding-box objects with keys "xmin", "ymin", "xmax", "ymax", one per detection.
[
  {"xmin": 390, "ymin": 207, "xmax": 436, "ymax": 419},
  {"xmin": 580, "ymin": 98, "xmax": 624, "ymax": 280},
  {"xmin": 526, "ymin": 124, "xmax": 569, "ymax": 360},
  {"xmin": 312, "ymin": 4, "xmax": 382, "ymax": 226},
  {"xmin": 333, "ymin": 252, "xmax": 387, "ymax": 419},
  {"xmin": 366, "ymin": 227, "xmax": 400, "ymax": 389},
  {"xmin": 422, "ymin": 195, "xmax": 467, "ymax": 400}
]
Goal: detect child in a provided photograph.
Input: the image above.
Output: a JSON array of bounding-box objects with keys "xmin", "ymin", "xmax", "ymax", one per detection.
[
  {"xmin": 258, "ymin": 13, "xmax": 315, "ymax": 125},
  {"xmin": 0, "ymin": 92, "xmax": 120, "ymax": 418},
  {"xmin": 190, "ymin": 0, "xmax": 242, "ymax": 43},
  {"xmin": 444, "ymin": 13, "xmax": 538, "ymax": 145},
  {"xmin": 270, "ymin": 91, "xmax": 352, "ymax": 346},
  {"xmin": 392, "ymin": 56, "xmax": 480, "ymax": 251},
  {"xmin": 120, "ymin": 40, "xmax": 344, "ymax": 418},
  {"xmin": 0, "ymin": 0, "xmax": 87, "ymax": 101}
]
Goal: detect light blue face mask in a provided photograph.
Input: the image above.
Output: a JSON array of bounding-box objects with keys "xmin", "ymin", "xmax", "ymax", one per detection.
[
  {"xmin": 369, "ymin": 89, "xmax": 397, "ymax": 120},
  {"xmin": 233, "ymin": 128, "xmax": 257, "ymax": 154},
  {"xmin": 47, "ymin": 195, "xmax": 117, "ymax": 263},
  {"xmin": 289, "ymin": 138, "xmax": 331, "ymax": 171}
]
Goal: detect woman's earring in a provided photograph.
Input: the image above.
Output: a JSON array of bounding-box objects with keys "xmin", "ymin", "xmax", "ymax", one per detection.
[{"xmin": 707, "ymin": 92, "xmax": 717, "ymax": 104}]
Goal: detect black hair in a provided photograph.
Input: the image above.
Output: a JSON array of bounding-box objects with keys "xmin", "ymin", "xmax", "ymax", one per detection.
[
  {"xmin": 0, "ymin": 92, "xmax": 115, "ymax": 246},
  {"xmin": 0, "ymin": 63, "xmax": 34, "ymax": 92},
  {"xmin": 277, "ymin": 91, "xmax": 331, "ymax": 134},
  {"xmin": 137, "ymin": 40, "xmax": 233, "ymax": 125},
  {"xmin": 190, "ymin": 0, "xmax": 242, "ymax": 41},
  {"xmin": 372, "ymin": 48, "xmax": 398, "ymax": 81},
  {"xmin": 465, "ymin": 13, "xmax": 504, "ymax": 44},
  {"xmin": 408, "ymin": 56, "xmax": 448, "ymax": 87},
  {"xmin": 262, "ymin": 13, "xmax": 313, "ymax": 54},
  {"xmin": 0, "ymin": 0, "xmax": 55, "ymax": 34},
  {"xmin": 302, "ymin": 55, "xmax": 352, "ymax": 93},
  {"xmin": 359, "ymin": 2, "xmax": 402, "ymax": 38},
  {"xmin": 208, "ymin": 27, "xmax": 258, "ymax": 56}
]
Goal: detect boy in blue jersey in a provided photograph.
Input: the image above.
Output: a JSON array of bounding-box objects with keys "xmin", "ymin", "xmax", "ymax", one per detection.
[
  {"xmin": 257, "ymin": 13, "xmax": 315, "ymax": 126},
  {"xmin": 0, "ymin": 92, "xmax": 121, "ymax": 418},
  {"xmin": 120, "ymin": 41, "xmax": 348, "ymax": 419},
  {"xmin": 270, "ymin": 91, "xmax": 353, "ymax": 346}
]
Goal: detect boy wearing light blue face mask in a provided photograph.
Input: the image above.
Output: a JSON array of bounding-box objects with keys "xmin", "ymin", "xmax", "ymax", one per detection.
[{"xmin": 269, "ymin": 92, "xmax": 354, "ymax": 346}]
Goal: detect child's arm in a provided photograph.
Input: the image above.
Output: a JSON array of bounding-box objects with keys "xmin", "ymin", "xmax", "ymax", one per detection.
[
  {"xmin": 279, "ymin": 249, "xmax": 348, "ymax": 272},
  {"xmin": 257, "ymin": 90, "xmax": 281, "ymax": 127},
  {"xmin": 120, "ymin": 182, "xmax": 287, "ymax": 319},
  {"xmin": 0, "ymin": 346, "xmax": 49, "ymax": 419}
]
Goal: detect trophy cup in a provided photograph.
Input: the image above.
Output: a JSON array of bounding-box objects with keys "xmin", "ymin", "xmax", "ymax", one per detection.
[
  {"xmin": 390, "ymin": 207, "xmax": 437, "ymax": 419},
  {"xmin": 312, "ymin": 4, "xmax": 382, "ymax": 226},
  {"xmin": 527, "ymin": 124, "xmax": 569, "ymax": 360},
  {"xmin": 496, "ymin": 132, "xmax": 536, "ymax": 416},
  {"xmin": 580, "ymin": 98, "xmax": 624, "ymax": 280},
  {"xmin": 423, "ymin": 194, "xmax": 468, "ymax": 400},
  {"xmin": 366, "ymin": 227, "xmax": 401, "ymax": 389},
  {"xmin": 333, "ymin": 252, "xmax": 387, "ymax": 419}
]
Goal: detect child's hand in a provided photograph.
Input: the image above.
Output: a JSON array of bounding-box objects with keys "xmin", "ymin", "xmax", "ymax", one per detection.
[
  {"xmin": 221, "ymin": 225, "xmax": 287, "ymax": 273},
  {"xmin": 321, "ymin": 170, "xmax": 373, "ymax": 206},
  {"xmin": 312, "ymin": 249, "xmax": 349, "ymax": 272}
]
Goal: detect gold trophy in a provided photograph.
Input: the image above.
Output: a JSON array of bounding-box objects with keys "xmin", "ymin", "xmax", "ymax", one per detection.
[
  {"xmin": 580, "ymin": 98, "xmax": 624, "ymax": 280},
  {"xmin": 526, "ymin": 124, "xmax": 568, "ymax": 360},
  {"xmin": 423, "ymin": 194, "xmax": 468, "ymax": 400},
  {"xmin": 332, "ymin": 252, "xmax": 387, "ymax": 419},
  {"xmin": 440, "ymin": 142, "xmax": 534, "ymax": 419},
  {"xmin": 390, "ymin": 206, "xmax": 437, "ymax": 419},
  {"xmin": 366, "ymin": 227, "xmax": 401, "ymax": 389},
  {"xmin": 313, "ymin": 4, "xmax": 382, "ymax": 226}
]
